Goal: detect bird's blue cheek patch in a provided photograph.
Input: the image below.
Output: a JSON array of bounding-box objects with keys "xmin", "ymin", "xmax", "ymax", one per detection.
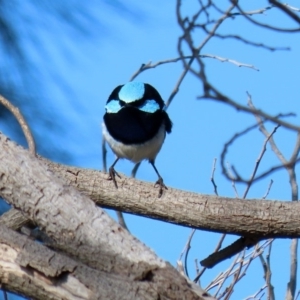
[
  {"xmin": 119, "ymin": 82, "xmax": 145, "ymax": 103},
  {"xmin": 105, "ymin": 100, "xmax": 122, "ymax": 113},
  {"xmin": 138, "ymin": 99, "xmax": 160, "ymax": 113}
]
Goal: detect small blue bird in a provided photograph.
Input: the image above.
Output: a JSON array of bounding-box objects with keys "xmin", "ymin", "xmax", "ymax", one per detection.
[{"xmin": 102, "ymin": 81, "xmax": 172, "ymax": 196}]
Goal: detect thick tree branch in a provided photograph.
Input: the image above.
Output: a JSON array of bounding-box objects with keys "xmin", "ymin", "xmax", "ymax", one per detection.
[
  {"xmin": 1, "ymin": 132, "xmax": 300, "ymax": 239},
  {"xmin": 44, "ymin": 158, "xmax": 300, "ymax": 239},
  {"xmin": 0, "ymin": 132, "xmax": 209, "ymax": 300},
  {"xmin": 1, "ymin": 224, "xmax": 208, "ymax": 300}
]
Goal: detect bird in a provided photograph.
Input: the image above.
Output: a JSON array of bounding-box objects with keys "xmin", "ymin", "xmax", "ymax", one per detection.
[{"xmin": 102, "ymin": 81, "xmax": 172, "ymax": 197}]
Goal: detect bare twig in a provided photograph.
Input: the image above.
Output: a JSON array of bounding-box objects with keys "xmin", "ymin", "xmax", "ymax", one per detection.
[
  {"xmin": 206, "ymin": 240, "xmax": 270, "ymax": 299},
  {"xmin": 283, "ymin": 3, "xmax": 300, "ymax": 12},
  {"xmin": 262, "ymin": 180, "xmax": 274, "ymax": 199},
  {"xmin": 244, "ymin": 285, "xmax": 267, "ymax": 300},
  {"xmin": 259, "ymin": 241, "xmax": 275, "ymax": 300},
  {"xmin": 236, "ymin": 2, "xmax": 300, "ymax": 32},
  {"xmin": 242, "ymin": 124, "xmax": 280, "ymax": 199},
  {"xmin": 269, "ymin": 0, "xmax": 300, "ymax": 25},
  {"xmin": 199, "ymin": 91, "xmax": 299, "ymax": 132},
  {"xmin": 223, "ymin": 253, "xmax": 244, "ymax": 300},
  {"xmin": 211, "ymin": 32, "xmax": 290, "ymax": 52},
  {"xmin": 226, "ymin": 162, "xmax": 239, "ymax": 198},
  {"xmin": 129, "ymin": 56, "xmax": 192, "ymax": 82},
  {"xmin": 208, "ymin": 241, "xmax": 271, "ymax": 298},
  {"xmin": 210, "ymin": 158, "xmax": 218, "ymax": 195},
  {"xmin": 249, "ymin": 95, "xmax": 299, "ymax": 300},
  {"xmin": 178, "ymin": 229, "xmax": 196, "ymax": 278},
  {"xmin": 115, "ymin": 211, "xmax": 129, "ymax": 231},
  {"xmin": 194, "ymin": 233, "xmax": 226, "ymax": 283},
  {"xmin": 205, "ymin": 251, "xmax": 240, "ymax": 293},
  {"xmin": 0, "ymin": 95, "xmax": 35, "ymax": 155},
  {"xmin": 130, "ymin": 53, "xmax": 258, "ymax": 84},
  {"xmin": 204, "ymin": 124, "xmax": 278, "ymax": 284},
  {"xmin": 220, "ymin": 106, "xmax": 297, "ymax": 184},
  {"xmin": 287, "ymin": 239, "xmax": 298, "ymax": 300},
  {"xmin": 201, "ymin": 54, "xmax": 259, "ymax": 71}
]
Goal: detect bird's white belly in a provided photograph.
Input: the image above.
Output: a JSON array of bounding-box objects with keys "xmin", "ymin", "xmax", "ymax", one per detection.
[{"xmin": 102, "ymin": 123, "xmax": 166, "ymax": 163}]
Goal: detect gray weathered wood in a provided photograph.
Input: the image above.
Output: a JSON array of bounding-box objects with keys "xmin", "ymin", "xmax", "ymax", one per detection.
[
  {"xmin": 0, "ymin": 132, "xmax": 209, "ymax": 299},
  {"xmin": 42, "ymin": 158, "xmax": 300, "ymax": 238},
  {"xmin": 1, "ymin": 224, "xmax": 205, "ymax": 300}
]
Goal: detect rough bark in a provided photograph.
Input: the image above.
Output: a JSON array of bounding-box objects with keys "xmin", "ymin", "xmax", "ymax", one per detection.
[
  {"xmin": 1, "ymin": 224, "xmax": 209, "ymax": 300},
  {"xmin": 43, "ymin": 158, "xmax": 300, "ymax": 239},
  {"xmin": 0, "ymin": 133, "xmax": 209, "ymax": 299}
]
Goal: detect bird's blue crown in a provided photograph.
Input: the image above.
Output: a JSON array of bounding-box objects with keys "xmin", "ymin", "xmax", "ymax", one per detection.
[
  {"xmin": 118, "ymin": 81, "xmax": 144, "ymax": 103},
  {"xmin": 105, "ymin": 82, "xmax": 164, "ymax": 114}
]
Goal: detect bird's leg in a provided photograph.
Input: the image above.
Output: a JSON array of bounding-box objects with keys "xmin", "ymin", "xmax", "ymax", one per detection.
[
  {"xmin": 108, "ymin": 157, "xmax": 121, "ymax": 188},
  {"xmin": 150, "ymin": 160, "xmax": 167, "ymax": 197}
]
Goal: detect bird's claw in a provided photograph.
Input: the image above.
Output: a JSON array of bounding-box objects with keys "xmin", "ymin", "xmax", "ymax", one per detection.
[
  {"xmin": 154, "ymin": 177, "xmax": 168, "ymax": 198},
  {"xmin": 108, "ymin": 166, "xmax": 121, "ymax": 189}
]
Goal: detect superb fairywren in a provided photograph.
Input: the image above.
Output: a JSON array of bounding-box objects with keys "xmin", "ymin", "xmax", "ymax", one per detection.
[{"xmin": 102, "ymin": 81, "xmax": 172, "ymax": 196}]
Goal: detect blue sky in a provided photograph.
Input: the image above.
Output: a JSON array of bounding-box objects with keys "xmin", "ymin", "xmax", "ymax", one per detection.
[{"xmin": 1, "ymin": 1, "xmax": 300, "ymax": 299}]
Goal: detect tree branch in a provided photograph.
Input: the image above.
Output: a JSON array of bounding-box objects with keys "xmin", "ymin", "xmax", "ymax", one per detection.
[
  {"xmin": 38, "ymin": 157, "xmax": 300, "ymax": 239},
  {"xmin": 0, "ymin": 132, "xmax": 210, "ymax": 300},
  {"xmin": 1, "ymin": 224, "xmax": 209, "ymax": 300},
  {"xmin": 0, "ymin": 132, "xmax": 299, "ymax": 240}
]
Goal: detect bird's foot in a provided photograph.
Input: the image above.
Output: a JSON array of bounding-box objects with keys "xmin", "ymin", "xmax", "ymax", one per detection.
[
  {"xmin": 108, "ymin": 166, "xmax": 121, "ymax": 188},
  {"xmin": 154, "ymin": 177, "xmax": 168, "ymax": 198}
]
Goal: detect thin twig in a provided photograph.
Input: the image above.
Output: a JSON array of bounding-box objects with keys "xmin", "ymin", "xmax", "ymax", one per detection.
[
  {"xmin": 284, "ymin": 3, "xmax": 300, "ymax": 12},
  {"xmin": 130, "ymin": 53, "xmax": 258, "ymax": 84},
  {"xmin": 115, "ymin": 211, "xmax": 129, "ymax": 231},
  {"xmin": 211, "ymin": 32, "xmax": 290, "ymax": 52},
  {"xmin": 194, "ymin": 233, "xmax": 226, "ymax": 283},
  {"xmin": 0, "ymin": 95, "xmax": 36, "ymax": 155},
  {"xmin": 287, "ymin": 239, "xmax": 298, "ymax": 300},
  {"xmin": 201, "ymin": 54, "xmax": 259, "ymax": 71},
  {"xmin": 244, "ymin": 285, "xmax": 267, "ymax": 300},
  {"xmin": 223, "ymin": 251, "xmax": 245, "ymax": 300},
  {"xmin": 178, "ymin": 229, "xmax": 196, "ymax": 278},
  {"xmin": 269, "ymin": 0, "xmax": 300, "ymax": 25},
  {"xmin": 262, "ymin": 180, "xmax": 274, "ymax": 199},
  {"xmin": 219, "ymin": 101, "xmax": 297, "ymax": 184},
  {"xmin": 242, "ymin": 124, "xmax": 280, "ymax": 199},
  {"xmin": 210, "ymin": 158, "xmax": 218, "ymax": 195},
  {"xmin": 205, "ymin": 251, "xmax": 240, "ymax": 293},
  {"xmin": 199, "ymin": 91, "xmax": 300, "ymax": 132},
  {"xmin": 259, "ymin": 241, "xmax": 275, "ymax": 300},
  {"xmin": 203, "ymin": 117, "xmax": 278, "ymax": 277},
  {"xmin": 249, "ymin": 94, "xmax": 299, "ymax": 300},
  {"xmin": 265, "ymin": 241, "xmax": 275, "ymax": 300},
  {"xmin": 236, "ymin": 2, "xmax": 300, "ymax": 33},
  {"xmin": 226, "ymin": 162, "xmax": 239, "ymax": 197}
]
